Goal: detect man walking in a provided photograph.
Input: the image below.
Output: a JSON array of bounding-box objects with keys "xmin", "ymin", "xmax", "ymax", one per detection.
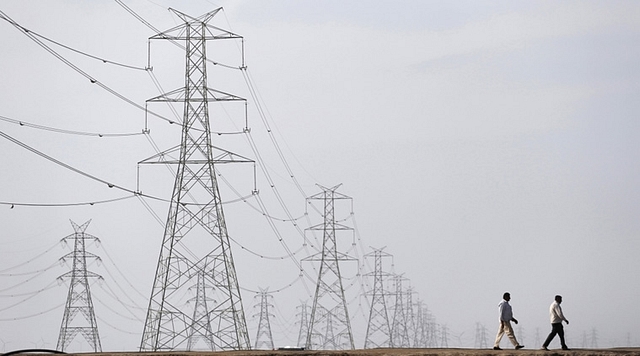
[
  {"xmin": 493, "ymin": 292, "xmax": 525, "ymax": 350},
  {"xmin": 542, "ymin": 295, "xmax": 570, "ymax": 350}
]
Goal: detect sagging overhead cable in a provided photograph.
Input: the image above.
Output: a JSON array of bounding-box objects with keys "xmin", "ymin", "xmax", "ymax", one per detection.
[
  {"xmin": 0, "ymin": 114, "xmax": 145, "ymax": 138},
  {"xmin": 0, "ymin": 10, "xmax": 174, "ymax": 126}
]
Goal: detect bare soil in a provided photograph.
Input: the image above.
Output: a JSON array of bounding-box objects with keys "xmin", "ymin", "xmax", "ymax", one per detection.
[{"xmin": 8, "ymin": 348, "xmax": 640, "ymax": 356}]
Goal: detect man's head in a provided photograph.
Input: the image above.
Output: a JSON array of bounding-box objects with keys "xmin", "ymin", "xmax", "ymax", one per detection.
[
  {"xmin": 555, "ymin": 295, "xmax": 563, "ymax": 303},
  {"xmin": 503, "ymin": 292, "xmax": 511, "ymax": 301}
]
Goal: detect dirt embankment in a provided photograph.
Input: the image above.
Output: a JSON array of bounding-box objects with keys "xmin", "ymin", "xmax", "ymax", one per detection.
[{"xmin": 10, "ymin": 347, "xmax": 640, "ymax": 356}]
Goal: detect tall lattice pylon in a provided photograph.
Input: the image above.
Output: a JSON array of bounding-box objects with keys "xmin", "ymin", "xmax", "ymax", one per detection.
[
  {"xmin": 57, "ymin": 220, "xmax": 102, "ymax": 352},
  {"xmin": 426, "ymin": 311, "xmax": 439, "ymax": 347},
  {"xmin": 390, "ymin": 274, "xmax": 410, "ymax": 348},
  {"xmin": 302, "ymin": 184, "xmax": 355, "ymax": 350},
  {"xmin": 186, "ymin": 271, "xmax": 215, "ymax": 350},
  {"xmin": 406, "ymin": 286, "xmax": 417, "ymax": 347},
  {"xmin": 295, "ymin": 302, "xmax": 310, "ymax": 348},
  {"xmin": 441, "ymin": 325, "xmax": 449, "ymax": 348},
  {"xmin": 363, "ymin": 247, "xmax": 392, "ymax": 348},
  {"xmin": 139, "ymin": 8, "xmax": 251, "ymax": 351},
  {"xmin": 414, "ymin": 301, "xmax": 427, "ymax": 347},
  {"xmin": 474, "ymin": 323, "xmax": 488, "ymax": 349},
  {"xmin": 253, "ymin": 289, "xmax": 275, "ymax": 350}
]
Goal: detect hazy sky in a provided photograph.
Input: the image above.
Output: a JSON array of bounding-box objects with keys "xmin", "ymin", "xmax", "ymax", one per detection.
[{"xmin": 1, "ymin": 0, "xmax": 639, "ymax": 351}]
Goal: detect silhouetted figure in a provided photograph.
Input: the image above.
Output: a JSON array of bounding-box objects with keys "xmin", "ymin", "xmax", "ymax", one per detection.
[
  {"xmin": 493, "ymin": 292, "xmax": 525, "ymax": 350},
  {"xmin": 542, "ymin": 295, "xmax": 570, "ymax": 350}
]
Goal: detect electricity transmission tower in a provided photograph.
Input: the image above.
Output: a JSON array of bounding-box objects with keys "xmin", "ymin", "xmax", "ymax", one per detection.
[
  {"xmin": 590, "ymin": 328, "xmax": 599, "ymax": 348},
  {"xmin": 414, "ymin": 301, "xmax": 428, "ymax": 347},
  {"xmin": 390, "ymin": 274, "xmax": 410, "ymax": 347},
  {"xmin": 302, "ymin": 184, "xmax": 356, "ymax": 350},
  {"xmin": 363, "ymin": 247, "xmax": 392, "ymax": 348},
  {"xmin": 186, "ymin": 272, "xmax": 215, "ymax": 350},
  {"xmin": 139, "ymin": 8, "xmax": 251, "ymax": 351},
  {"xmin": 517, "ymin": 325, "xmax": 526, "ymax": 346},
  {"xmin": 441, "ymin": 325, "xmax": 449, "ymax": 348},
  {"xmin": 426, "ymin": 311, "xmax": 439, "ymax": 347},
  {"xmin": 253, "ymin": 289, "xmax": 275, "ymax": 350},
  {"xmin": 296, "ymin": 302, "xmax": 310, "ymax": 348},
  {"xmin": 406, "ymin": 287, "xmax": 417, "ymax": 347},
  {"xmin": 474, "ymin": 323, "xmax": 488, "ymax": 349},
  {"xmin": 57, "ymin": 220, "xmax": 102, "ymax": 352}
]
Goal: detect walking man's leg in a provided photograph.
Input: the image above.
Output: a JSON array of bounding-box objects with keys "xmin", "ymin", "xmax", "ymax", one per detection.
[
  {"xmin": 542, "ymin": 324, "xmax": 558, "ymax": 349},
  {"xmin": 557, "ymin": 324, "xmax": 568, "ymax": 349},
  {"xmin": 494, "ymin": 322, "xmax": 506, "ymax": 348},
  {"xmin": 504, "ymin": 322, "xmax": 519, "ymax": 347}
]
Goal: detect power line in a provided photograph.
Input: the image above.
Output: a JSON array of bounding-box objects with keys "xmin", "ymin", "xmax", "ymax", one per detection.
[
  {"xmin": 0, "ymin": 128, "xmax": 166, "ymax": 202},
  {"xmin": 0, "ymin": 114, "xmax": 145, "ymax": 137},
  {"xmin": 0, "ymin": 301, "xmax": 65, "ymax": 321},
  {"xmin": 0, "ymin": 9, "xmax": 175, "ymax": 126},
  {"xmin": 0, "ymin": 280, "xmax": 59, "ymax": 312},
  {"xmin": 7, "ymin": 19, "xmax": 147, "ymax": 71},
  {"xmin": 96, "ymin": 315, "xmax": 141, "ymax": 335},
  {"xmin": 0, "ymin": 242, "xmax": 60, "ymax": 273},
  {"xmin": 0, "ymin": 195, "xmax": 137, "ymax": 208}
]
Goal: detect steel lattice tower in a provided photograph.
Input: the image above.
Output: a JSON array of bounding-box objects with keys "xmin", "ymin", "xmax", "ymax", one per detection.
[
  {"xmin": 406, "ymin": 287, "xmax": 417, "ymax": 347},
  {"xmin": 186, "ymin": 272, "xmax": 215, "ymax": 350},
  {"xmin": 474, "ymin": 323, "xmax": 488, "ymax": 349},
  {"xmin": 302, "ymin": 184, "xmax": 355, "ymax": 350},
  {"xmin": 414, "ymin": 301, "xmax": 427, "ymax": 347},
  {"xmin": 427, "ymin": 312, "xmax": 439, "ymax": 347},
  {"xmin": 441, "ymin": 325, "xmax": 449, "ymax": 348},
  {"xmin": 390, "ymin": 274, "xmax": 410, "ymax": 348},
  {"xmin": 295, "ymin": 302, "xmax": 310, "ymax": 348},
  {"xmin": 363, "ymin": 248, "xmax": 392, "ymax": 348},
  {"xmin": 253, "ymin": 289, "xmax": 275, "ymax": 350},
  {"xmin": 57, "ymin": 220, "xmax": 102, "ymax": 352},
  {"xmin": 140, "ymin": 8, "xmax": 251, "ymax": 351}
]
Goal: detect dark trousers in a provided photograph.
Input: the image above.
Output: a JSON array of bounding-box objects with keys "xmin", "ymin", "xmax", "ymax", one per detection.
[{"xmin": 543, "ymin": 322, "xmax": 567, "ymax": 348}]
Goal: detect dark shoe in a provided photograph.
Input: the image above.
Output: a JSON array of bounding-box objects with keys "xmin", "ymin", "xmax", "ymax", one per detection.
[
  {"xmin": 541, "ymin": 347, "xmax": 549, "ymax": 351},
  {"xmin": 515, "ymin": 345, "xmax": 525, "ymax": 350},
  {"xmin": 493, "ymin": 347, "xmax": 502, "ymax": 350},
  {"xmin": 562, "ymin": 347, "xmax": 571, "ymax": 350}
]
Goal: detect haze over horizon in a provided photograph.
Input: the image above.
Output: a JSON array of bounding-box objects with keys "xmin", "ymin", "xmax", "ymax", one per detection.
[{"xmin": 1, "ymin": 0, "xmax": 639, "ymax": 351}]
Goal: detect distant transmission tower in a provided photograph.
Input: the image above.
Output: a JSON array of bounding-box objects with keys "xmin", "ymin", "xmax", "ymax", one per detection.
[
  {"xmin": 253, "ymin": 289, "xmax": 275, "ymax": 350},
  {"xmin": 474, "ymin": 323, "xmax": 488, "ymax": 348},
  {"xmin": 363, "ymin": 247, "xmax": 392, "ymax": 348},
  {"xmin": 186, "ymin": 272, "xmax": 215, "ymax": 350},
  {"xmin": 57, "ymin": 220, "xmax": 102, "ymax": 352},
  {"xmin": 414, "ymin": 301, "xmax": 427, "ymax": 347},
  {"xmin": 390, "ymin": 274, "xmax": 410, "ymax": 347},
  {"xmin": 406, "ymin": 287, "xmax": 417, "ymax": 347},
  {"xmin": 296, "ymin": 302, "xmax": 310, "ymax": 348},
  {"xmin": 517, "ymin": 325, "xmax": 526, "ymax": 346},
  {"xmin": 139, "ymin": 8, "xmax": 251, "ymax": 351},
  {"xmin": 426, "ymin": 311, "xmax": 438, "ymax": 347},
  {"xmin": 303, "ymin": 184, "xmax": 355, "ymax": 350},
  {"xmin": 590, "ymin": 328, "xmax": 599, "ymax": 348},
  {"xmin": 441, "ymin": 325, "xmax": 449, "ymax": 348}
]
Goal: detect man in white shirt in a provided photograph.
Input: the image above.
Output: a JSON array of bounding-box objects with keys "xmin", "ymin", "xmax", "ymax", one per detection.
[
  {"xmin": 542, "ymin": 295, "xmax": 570, "ymax": 350},
  {"xmin": 493, "ymin": 292, "xmax": 525, "ymax": 350}
]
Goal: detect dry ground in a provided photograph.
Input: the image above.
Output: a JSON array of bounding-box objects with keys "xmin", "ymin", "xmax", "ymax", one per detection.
[{"xmin": 6, "ymin": 348, "xmax": 640, "ymax": 356}]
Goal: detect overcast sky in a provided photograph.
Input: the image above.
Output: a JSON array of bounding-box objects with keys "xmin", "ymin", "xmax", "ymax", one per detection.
[{"xmin": 1, "ymin": 0, "xmax": 640, "ymax": 352}]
